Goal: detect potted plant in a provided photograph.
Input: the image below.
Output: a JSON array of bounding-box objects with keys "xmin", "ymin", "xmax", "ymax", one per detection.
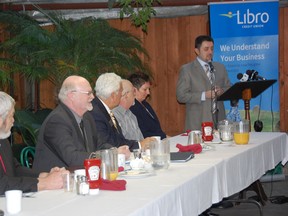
[
  {"xmin": 0, "ymin": 10, "xmax": 150, "ymax": 159},
  {"xmin": 0, "ymin": 10, "xmax": 150, "ymax": 94}
]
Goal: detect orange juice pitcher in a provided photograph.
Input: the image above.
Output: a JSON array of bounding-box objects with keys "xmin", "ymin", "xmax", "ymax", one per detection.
[{"xmin": 233, "ymin": 120, "xmax": 250, "ymax": 145}]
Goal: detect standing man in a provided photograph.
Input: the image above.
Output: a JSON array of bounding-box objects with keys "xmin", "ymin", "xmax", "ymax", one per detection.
[
  {"xmin": 0, "ymin": 91, "xmax": 66, "ymax": 195},
  {"xmin": 176, "ymin": 35, "xmax": 231, "ymax": 131},
  {"xmin": 90, "ymin": 73, "xmax": 153, "ymax": 152},
  {"xmin": 33, "ymin": 75, "xmax": 130, "ymax": 172}
]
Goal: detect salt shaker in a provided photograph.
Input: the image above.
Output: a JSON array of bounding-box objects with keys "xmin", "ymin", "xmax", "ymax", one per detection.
[{"xmin": 76, "ymin": 175, "xmax": 89, "ymax": 195}]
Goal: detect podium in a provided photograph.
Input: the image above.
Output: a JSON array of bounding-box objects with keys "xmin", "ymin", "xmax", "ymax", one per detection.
[
  {"xmin": 218, "ymin": 80, "xmax": 277, "ymax": 127},
  {"xmin": 218, "ymin": 80, "xmax": 276, "ymax": 208}
]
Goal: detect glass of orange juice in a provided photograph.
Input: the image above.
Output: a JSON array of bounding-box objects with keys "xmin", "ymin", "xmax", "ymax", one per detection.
[{"xmin": 233, "ymin": 120, "xmax": 250, "ymax": 145}]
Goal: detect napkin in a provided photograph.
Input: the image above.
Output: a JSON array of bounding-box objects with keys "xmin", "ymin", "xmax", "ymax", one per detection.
[
  {"xmin": 176, "ymin": 143, "xmax": 202, "ymax": 154},
  {"xmin": 181, "ymin": 130, "xmax": 191, "ymax": 136},
  {"xmin": 118, "ymin": 166, "xmax": 124, "ymax": 172},
  {"xmin": 100, "ymin": 179, "xmax": 127, "ymax": 191}
]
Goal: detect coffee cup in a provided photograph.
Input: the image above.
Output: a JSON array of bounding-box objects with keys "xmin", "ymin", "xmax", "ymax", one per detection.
[
  {"xmin": 5, "ymin": 190, "xmax": 22, "ymax": 215},
  {"xmin": 118, "ymin": 154, "xmax": 126, "ymax": 167}
]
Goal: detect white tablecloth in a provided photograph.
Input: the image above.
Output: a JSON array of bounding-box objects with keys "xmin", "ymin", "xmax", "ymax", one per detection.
[{"xmin": 1, "ymin": 132, "xmax": 287, "ymax": 216}]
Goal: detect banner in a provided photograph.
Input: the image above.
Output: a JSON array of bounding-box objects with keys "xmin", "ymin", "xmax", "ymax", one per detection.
[{"xmin": 209, "ymin": 0, "xmax": 279, "ymax": 131}]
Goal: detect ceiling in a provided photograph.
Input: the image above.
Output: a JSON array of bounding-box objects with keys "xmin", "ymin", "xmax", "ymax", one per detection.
[{"xmin": 1, "ymin": 0, "xmax": 287, "ymax": 21}]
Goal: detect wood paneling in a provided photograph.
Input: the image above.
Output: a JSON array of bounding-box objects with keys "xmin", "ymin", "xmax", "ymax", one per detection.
[
  {"xmin": 279, "ymin": 7, "xmax": 288, "ymax": 131},
  {"xmin": 109, "ymin": 9, "xmax": 288, "ymax": 135}
]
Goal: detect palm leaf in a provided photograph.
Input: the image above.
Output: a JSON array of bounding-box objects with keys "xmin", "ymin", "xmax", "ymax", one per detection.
[{"xmin": 0, "ymin": 10, "xmax": 151, "ymax": 90}]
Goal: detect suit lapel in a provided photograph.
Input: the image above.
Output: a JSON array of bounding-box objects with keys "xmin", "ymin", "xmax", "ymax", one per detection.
[
  {"xmin": 60, "ymin": 103, "xmax": 89, "ymax": 151},
  {"xmin": 94, "ymin": 97, "xmax": 122, "ymax": 134}
]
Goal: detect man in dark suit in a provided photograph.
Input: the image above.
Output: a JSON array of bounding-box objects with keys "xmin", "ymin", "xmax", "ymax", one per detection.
[
  {"xmin": 176, "ymin": 35, "xmax": 231, "ymax": 131},
  {"xmin": 0, "ymin": 91, "xmax": 66, "ymax": 195},
  {"xmin": 33, "ymin": 75, "xmax": 130, "ymax": 172},
  {"xmin": 90, "ymin": 73, "xmax": 153, "ymax": 152}
]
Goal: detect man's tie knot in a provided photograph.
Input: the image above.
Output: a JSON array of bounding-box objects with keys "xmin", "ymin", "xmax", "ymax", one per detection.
[{"xmin": 109, "ymin": 111, "xmax": 118, "ymax": 130}]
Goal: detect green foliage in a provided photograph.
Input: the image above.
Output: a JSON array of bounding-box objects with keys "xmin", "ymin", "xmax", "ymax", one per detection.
[
  {"xmin": 0, "ymin": 11, "xmax": 150, "ymax": 89},
  {"xmin": 115, "ymin": 0, "xmax": 162, "ymax": 32}
]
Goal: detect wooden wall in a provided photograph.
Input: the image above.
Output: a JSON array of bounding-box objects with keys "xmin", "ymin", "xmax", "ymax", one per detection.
[
  {"xmin": 2, "ymin": 8, "xmax": 288, "ymax": 135},
  {"xmin": 279, "ymin": 7, "xmax": 288, "ymax": 132},
  {"xmin": 108, "ymin": 15, "xmax": 210, "ymax": 135},
  {"xmin": 108, "ymin": 8, "xmax": 288, "ymax": 135}
]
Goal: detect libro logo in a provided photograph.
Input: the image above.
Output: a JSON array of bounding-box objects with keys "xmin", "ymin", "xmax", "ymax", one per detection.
[{"xmin": 220, "ymin": 9, "xmax": 269, "ymax": 25}]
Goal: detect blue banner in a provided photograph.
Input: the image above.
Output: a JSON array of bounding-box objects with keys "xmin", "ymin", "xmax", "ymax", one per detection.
[{"xmin": 209, "ymin": 0, "xmax": 279, "ymax": 116}]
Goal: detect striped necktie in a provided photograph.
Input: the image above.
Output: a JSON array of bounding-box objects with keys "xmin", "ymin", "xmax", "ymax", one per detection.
[
  {"xmin": 79, "ymin": 120, "xmax": 89, "ymax": 152},
  {"xmin": 205, "ymin": 64, "xmax": 217, "ymax": 114},
  {"xmin": 205, "ymin": 64, "xmax": 213, "ymax": 84}
]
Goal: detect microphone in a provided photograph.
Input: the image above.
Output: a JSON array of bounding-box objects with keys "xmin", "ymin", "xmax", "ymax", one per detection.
[
  {"xmin": 248, "ymin": 70, "xmax": 266, "ymax": 81},
  {"xmin": 208, "ymin": 61, "xmax": 215, "ymax": 73},
  {"xmin": 237, "ymin": 70, "xmax": 266, "ymax": 82},
  {"xmin": 237, "ymin": 72, "xmax": 249, "ymax": 82}
]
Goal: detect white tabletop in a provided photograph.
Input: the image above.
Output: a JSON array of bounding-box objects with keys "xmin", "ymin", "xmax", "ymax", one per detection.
[{"xmin": 1, "ymin": 132, "xmax": 287, "ymax": 216}]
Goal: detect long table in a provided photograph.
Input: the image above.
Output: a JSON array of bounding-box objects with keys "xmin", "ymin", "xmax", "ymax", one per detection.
[{"xmin": 1, "ymin": 132, "xmax": 287, "ymax": 216}]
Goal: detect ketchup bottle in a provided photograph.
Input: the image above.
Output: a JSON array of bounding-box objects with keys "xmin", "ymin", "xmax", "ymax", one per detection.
[
  {"xmin": 201, "ymin": 122, "xmax": 214, "ymax": 142},
  {"xmin": 84, "ymin": 158, "xmax": 101, "ymax": 195}
]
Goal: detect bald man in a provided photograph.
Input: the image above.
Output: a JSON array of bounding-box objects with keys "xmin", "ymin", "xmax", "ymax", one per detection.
[
  {"xmin": 113, "ymin": 80, "xmax": 144, "ymax": 141},
  {"xmin": 33, "ymin": 75, "xmax": 130, "ymax": 172}
]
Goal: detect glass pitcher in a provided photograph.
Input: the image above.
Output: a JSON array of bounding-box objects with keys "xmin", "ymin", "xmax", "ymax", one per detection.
[
  {"xmin": 150, "ymin": 138, "xmax": 170, "ymax": 170},
  {"xmin": 95, "ymin": 147, "xmax": 118, "ymax": 180}
]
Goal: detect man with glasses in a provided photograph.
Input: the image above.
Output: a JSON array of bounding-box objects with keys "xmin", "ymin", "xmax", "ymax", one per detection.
[{"xmin": 33, "ymin": 75, "xmax": 130, "ymax": 172}]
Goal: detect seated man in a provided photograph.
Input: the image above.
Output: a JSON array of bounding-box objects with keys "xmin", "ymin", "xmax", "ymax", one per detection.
[
  {"xmin": 128, "ymin": 73, "xmax": 168, "ymax": 139},
  {"xmin": 90, "ymin": 73, "xmax": 153, "ymax": 152},
  {"xmin": 0, "ymin": 91, "xmax": 67, "ymax": 195},
  {"xmin": 113, "ymin": 79, "xmax": 144, "ymax": 141},
  {"xmin": 33, "ymin": 75, "xmax": 130, "ymax": 172}
]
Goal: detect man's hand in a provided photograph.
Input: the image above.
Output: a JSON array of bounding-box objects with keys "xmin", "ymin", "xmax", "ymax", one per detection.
[
  {"xmin": 205, "ymin": 86, "xmax": 224, "ymax": 99},
  {"xmin": 37, "ymin": 168, "xmax": 68, "ymax": 191},
  {"xmin": 118, "ymin": 145, "xmax": 131, "ymax": 160},
  {"xmin": 139, "ymin": 137, "xmax": 156, "ymax": 150}
]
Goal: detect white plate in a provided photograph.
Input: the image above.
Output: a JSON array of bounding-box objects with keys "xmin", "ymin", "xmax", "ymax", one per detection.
[
  {"xmin": 217, "ymin": 141, "xmax": 234, "ymax": 146},
  {"xmin": 204, "ymin": 140, "xmax": 234, "ymax": 145},
  {"xmin": 119, "ymin": 170, "xmax": 155, "ymax": 179},
  {"xmin": 201, "ymin": 143, "xmax": 215, "ymax": 151},
  {"xmin": 204, "ymin": 141, "xmax": 221, "ymax": 144}
]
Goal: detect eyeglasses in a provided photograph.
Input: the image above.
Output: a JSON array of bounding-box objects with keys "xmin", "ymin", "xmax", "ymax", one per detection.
[{"xmin": 71, "ymin": 90, "xmax": 94, "ymax": 96}]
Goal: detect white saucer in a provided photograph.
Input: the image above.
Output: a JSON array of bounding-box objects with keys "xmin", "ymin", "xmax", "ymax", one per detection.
[
  {"xmin": 119, "ymin": 169, "xmax": 155, "ymax": 179},
  {"xmin": 204, "ymin": 140, "xmax": 234, "ymax": 146},
  {"xmin": 204, "ymin": 140, "xmax": 221, "ymax": 144}
]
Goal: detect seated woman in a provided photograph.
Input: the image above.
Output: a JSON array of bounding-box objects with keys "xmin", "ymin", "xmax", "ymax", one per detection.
[{"xmin": 128, "ymin": 73, "xmax": 167, "ymax": 139}]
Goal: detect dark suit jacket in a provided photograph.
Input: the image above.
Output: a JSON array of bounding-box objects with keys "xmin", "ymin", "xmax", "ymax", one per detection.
[
  {"xmin": 33, "ymin": 102, "xmax": 108, "ymax": 172},
  {"xmin": 90, "ymin": 97, "xmax": 139, "ymax": 151},
  {"xmin": 176, "ymin": 59, "xmax": 231, "ymax": 131},
  {"xmin": 0, "ymin": 139, "xmax": 39, "ymax": 195},
  {"xmin": 130, "ymin": 99, "xmax": 166, "ymax": 139}
]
